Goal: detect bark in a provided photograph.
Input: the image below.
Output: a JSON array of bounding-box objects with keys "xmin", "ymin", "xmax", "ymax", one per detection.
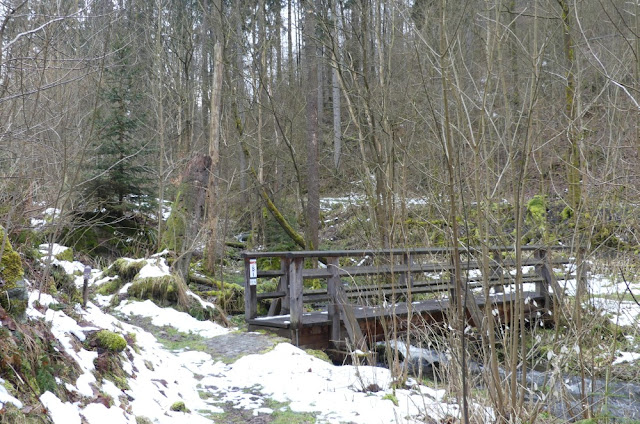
[
  {"xmin": 205, "ymin": 41, "xmax": 224, "ymax": 273},
  {"xmin": 303, "ymin": 0, "xmax": 319, "ymax": 251},
  {"xmin": 558, "ymin": 0, "xmax": 581, "ymax": 210},
  {"xmin": 331, "ymin": 2, "xmax": 342, "ymax": 171},
  {"xmin": 166, "ymin": 155, "xmax": 212, "ymax": 281}
]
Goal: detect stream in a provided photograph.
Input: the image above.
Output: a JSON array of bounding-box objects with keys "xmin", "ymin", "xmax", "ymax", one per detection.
[{"xmin": 382, "ymin": 341, "xmax": 640, "ymax": 422}]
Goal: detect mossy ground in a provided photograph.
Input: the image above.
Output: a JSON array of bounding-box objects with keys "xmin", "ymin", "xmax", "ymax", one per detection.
[
  {"xmin": 0, "ymin": 316, "xmax": 81, "ymax": 408},
  {"xmin": 107, "ymin": 258, "xmax": 147, "ymax": 282},
  {"xmin": 128, "ymin": 275, "xmax": 184, "ymax": 306}
]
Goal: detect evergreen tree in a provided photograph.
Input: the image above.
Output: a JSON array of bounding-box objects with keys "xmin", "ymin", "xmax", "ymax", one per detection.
[{"xmin": 87, "ymin": 37, "xmax": 150, "ymax": 210}]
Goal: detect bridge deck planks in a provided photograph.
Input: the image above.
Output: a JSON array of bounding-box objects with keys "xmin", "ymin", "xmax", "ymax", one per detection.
[{"xmin": 248, "ymin": 291, "xmax": 546, "ymax": 333}]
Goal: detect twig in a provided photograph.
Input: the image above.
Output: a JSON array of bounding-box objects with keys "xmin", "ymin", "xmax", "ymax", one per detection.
[{"xmin": 619, "ymin": 268, "xmax": 640, "ymax": 307}]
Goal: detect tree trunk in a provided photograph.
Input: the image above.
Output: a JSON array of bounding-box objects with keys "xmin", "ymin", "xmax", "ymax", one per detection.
[
  {"xmin": 559, "ymin": 0, "xmax": 581, "ymax": 211},
  {"xmin": 331, "ymin": 0, "xmax": 341, "ymax": 170},
  {"xmin": 205, "ymin": 41, "xmax": 224, "ymax": 273},
  {"xmin": 304, "ymin": 0, "xmax": 319, "ymax": 251}
]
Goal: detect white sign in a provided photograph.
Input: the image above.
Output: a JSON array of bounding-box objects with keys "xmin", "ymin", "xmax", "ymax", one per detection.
[{"xmin": 249, "ymin": 258, "xmax": 257, "ymax": 286}]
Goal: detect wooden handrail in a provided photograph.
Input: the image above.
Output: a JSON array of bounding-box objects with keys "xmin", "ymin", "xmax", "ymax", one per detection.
[
  {"xmin": 243, "ymin": 246, "xmax": 576, "ymax": 334},
  {"xmin": 240, "ymin": 244, "xmax": 575, "ymax": 259}
]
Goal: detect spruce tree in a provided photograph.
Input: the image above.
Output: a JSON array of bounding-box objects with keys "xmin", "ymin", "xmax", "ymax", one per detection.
[{"xmin": 87, "ymin": 38, "xmax": 150, "ymax": 210}]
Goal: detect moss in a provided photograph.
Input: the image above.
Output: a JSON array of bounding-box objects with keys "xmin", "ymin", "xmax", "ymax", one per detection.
[
  {"xmin": 54, "ymin": 247, "xmax": 73, "ymax": 262},
  {"xmin": 0, "ymin": 403, "xmax": 48, "ymax": 423},
  {"xmin": 561, "ymin": 205, "xmax": 574, "ymax": 221},
  {"xmin": 155, "ymin": 327, "xmax": 207, "ymax": 352},
  {"xmin": 35, "ymin": 355, "xmax": 57, "ymax": 394},
  {"xmin": 0, "ymin": 226, "xmax": 24, "ymax": 289},
  {"xmin": 170, "ymin": 401, "xmax": 189, "ymax": 412},
  {"xmin": 96, "ymin": 277, "xmax": 123, "ymax": 296},
  {"xmin": 261, "ymin": 400, "xmax": 317, "ymax": 423},
  {"xmin": 200, "ymin": 283, "xmax": 244, "ymax": 313},
  {"xmin": 50, "ymin": 265, "xmax": 78, "ymax": 301},
  {"xmin": 95, "ymin": 330, "xmax": 127, "ymax": 353},
  {"xmin": 161, "ymin": 191, "xmax": 187, "ymax": 253},
  {"xmin": 128, "ymin": 275, "xmax": 184, "ymax": 306},
  {"xmin": 382, "ymin": 392, "xmax": 399, "ymax": 406},
  {"xmin": 257, "ymin": 256, "xmax": 280, "ymax": 271},
  {"xmin": 107, "ymin": 258, "xmax": 147, "ymax": 282},
  {"xmin": 527, "ymin": 195, "xmax": 546, "ymax": 224},
  {"xmin": 110, "ymin": 374, "xmax": 130, "ymax": 390},
  {"xmin": 304, "ymin": 349, "xmax": 331, "ymax": 363},
  {"xmin": 135, "ymin": 417, "xmax": 153, "ymax": 424}
]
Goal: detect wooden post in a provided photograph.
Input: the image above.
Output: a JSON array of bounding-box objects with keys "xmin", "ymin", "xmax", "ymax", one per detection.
[
  {"xmin": 269, "ymin": 257, "xmax": 291, "ymax": 316},
  {"xmin": 82, "ymin": 265, "xmax": 91, "ymax": 308},
  {"xmin": 289, "ymin": 257, "xmax": 304, "ymax": 345},
  {"xmin": 399, "ymin": 252, "xmax": 413, "ymax": 289},
  {"xmin": 535, "ymin": 248, "xmax": 563, "ymax": 309},
  {"xmin": 327, "ymin": 257, "xmax": 341, "ymax": 345},
  {"xmin": 244, "ymin": 257, "xmax": 258, "ymax": 321},
  {"xmin": 281, "ymin": 257, "xmax": 291, "ymax": 314},
  {"xmin": 534, "ymin": 249, "xmax": 548, "ymax": 298}
]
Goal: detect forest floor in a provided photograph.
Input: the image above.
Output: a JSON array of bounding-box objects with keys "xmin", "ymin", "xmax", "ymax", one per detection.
[{"xmin": 1, "ymin": 249, "xmax": 474, "ymax": 424}]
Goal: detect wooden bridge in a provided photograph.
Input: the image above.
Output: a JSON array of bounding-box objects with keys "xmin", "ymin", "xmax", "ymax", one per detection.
[{"xmin": 242, "ymin": 246, "xmax": 576, "ymax": 352}]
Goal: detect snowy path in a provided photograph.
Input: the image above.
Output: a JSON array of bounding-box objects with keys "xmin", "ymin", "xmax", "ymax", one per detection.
[{"xmin": 20, "ymin": 250, "xmax": 475, "ymax": 424}]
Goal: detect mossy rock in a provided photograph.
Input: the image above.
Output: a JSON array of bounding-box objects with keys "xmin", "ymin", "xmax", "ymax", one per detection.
[
  {"xmin": 128, "ymin": 274, "xmax": 185, "ymax": 306},
  {"xmin": 94, "ymin": 330, "xmax": 127, "ymax": 353},
  {"xmin": 107, "ymin": 258, "xmax": 147, "ymax": 282},
  {"xmin": 0, "ymin": 284, "xmax": 28, "ymax": 318},
  {"xmin": 96, "ymin": 277, "xmax": 124, "ymax": 296},
  {"xmin": 170, "ymin": 401, "xmax": 189, "ymax": 412},
  {"xmin": 527, "ymin": 195, "xmax": 546, "ymax": 224},
  {"xmin": 0, "ymin": 226, "xmax": 24, "ymax": 289}
]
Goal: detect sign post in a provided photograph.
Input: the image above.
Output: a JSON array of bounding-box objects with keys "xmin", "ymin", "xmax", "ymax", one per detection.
[
  {"xmin": 82, "ymin": 265, "xmax": 91, "ymax": 307},
  {"xmin": 249, "ymin": 258, "xmax": 257, "ymax": 286}
]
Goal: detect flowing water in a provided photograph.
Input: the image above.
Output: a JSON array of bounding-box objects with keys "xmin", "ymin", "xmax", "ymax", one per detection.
[{"xmin": 381, "ymin": 341, "xmax": 640, "ymax": 422}]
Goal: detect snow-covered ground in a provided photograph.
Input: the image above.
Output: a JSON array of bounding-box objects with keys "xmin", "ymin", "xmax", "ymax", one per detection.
[
  {"xmin": 13, "ymin": 245, "xmax": 485, "ymax": 423},
  {"xmin": 4, "ymin": 243, "xmax": 639, "ymax": 423}
]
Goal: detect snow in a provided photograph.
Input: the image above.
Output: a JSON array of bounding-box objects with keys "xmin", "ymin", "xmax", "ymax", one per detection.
[
  {"xmin": 137, "ymin": 257, "xmax": 170, "ymax": 278},
  {"xmin": 202, "ymin": 343, "xmax": 467, "ymax": 423},
  {"xmin": 39, "ymin": 243, "xmax": 69, "ymax": 257},
  {"xmin": 117, "ymin": 299, "xmax": 228, "ymax": 338},
  {"xmin": 40, "ymin": 392, "xmax": 81, "ymax": 424},
  {"xmin": 80, "ymin": 403, "xmax": 133, "ymax": 424},
  {"xmin": 23, "ymin": 250, "xmax": 472, "ymax": 424},
  {"xmin": 31, "ymin": 208, "xmax": 60, "ymax": 228},
  {"xmin": 17, "ymin": 244, "xmax": 640, "ymax": 424},
  {"xmin": 0, "ymin": 378, "xmax": 23, "ymax": 409},
  {"xmin": 612, "ymin": 352, "xmax": 640, "ymax": 365},
  {"xmin": 38, "ymin": 243, "xmax": 86, "ymax": 275}
]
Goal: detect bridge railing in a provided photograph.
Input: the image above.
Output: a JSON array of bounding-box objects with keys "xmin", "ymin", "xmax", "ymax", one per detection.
[{"xmin": 241, "ymin": 245, "xmax": 577, "ymax": 334}]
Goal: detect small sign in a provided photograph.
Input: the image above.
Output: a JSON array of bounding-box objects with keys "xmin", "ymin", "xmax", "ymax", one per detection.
[{"xmin": 249, "ymin": 258, "xmax": 257, "ymax": 286}]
